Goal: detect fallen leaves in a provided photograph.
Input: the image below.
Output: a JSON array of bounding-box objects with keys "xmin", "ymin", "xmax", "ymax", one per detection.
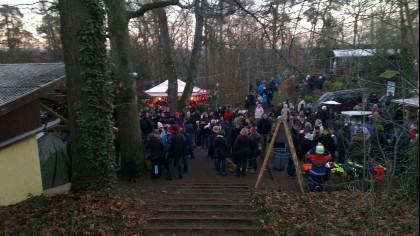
[
  {"xmin": 0, "ymin": 190, "xmax": 150, "ymax": 235},
  {"xmin": 252, "ymin": 190, "xmax": 419, "ymax": 235}
]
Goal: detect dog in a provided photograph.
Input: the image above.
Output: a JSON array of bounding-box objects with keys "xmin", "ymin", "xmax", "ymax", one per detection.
[
  {"xmin": 226, "ymin": 158, "xmax": 237, "ymax": 173},
  {"xmin": 125, "ymin": 161, "xmax": 139, "ymax": 182}
]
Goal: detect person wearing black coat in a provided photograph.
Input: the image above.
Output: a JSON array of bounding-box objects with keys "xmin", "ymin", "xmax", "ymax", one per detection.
[
  {"xmin": 146, "ymin": 132, "xmax": 165, "ymax": 179},
  {"xmin": 319, "ymin": 129, "xmax": 337, "ymax": 161},
  {"xmin": 223, "ymin": 119, "xmax": 235, "ymax": 152},
  {"xmin": 213, "ymin": 129, "xmax": 230, "ymax": 175},
  {"xmin": 336, "ymin": 124, "xmax": 351, "ymax": 163},
  {"xmin": 257, "ymin": 113, "xmax": 272, "ymax": 157},
  {"xmin": 300, "ymin": 129, "xmax": 318, "ymax": 163},
  {"xmin": 140, "ymin": 113, "xmax": 154, "ymax": 142},
  {"xmin": 181, "ymin": 128, "xmax": 195, "ymax": 173},
  {"xmin": 165, "ymin": 125, "xmax": 185, "ymax": 180},
  {"xmin": 369, "ymin": 125, "xmax": 389, "ymax": 164},
  {"xmin": 233, "ymin": 128, "xmax": 253, "ymax": 176},
  {"xmin": 230, "ymin": 123, "xmax": 242, "ymax": 148}
]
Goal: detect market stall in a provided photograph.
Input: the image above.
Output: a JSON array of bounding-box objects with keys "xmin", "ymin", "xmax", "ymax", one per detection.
[{"xmin": 144, "ymin": 79, "xmax": 211, "ymax": 106}]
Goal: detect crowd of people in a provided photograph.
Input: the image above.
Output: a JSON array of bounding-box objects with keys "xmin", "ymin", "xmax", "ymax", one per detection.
[{"xmin": 134, "ymin": 81, "xmax": 417, "ymax": 192}]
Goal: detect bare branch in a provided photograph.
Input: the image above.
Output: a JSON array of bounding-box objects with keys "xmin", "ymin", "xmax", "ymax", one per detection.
[{"xmin": 126, "ymin": 0, "xmax": 191, "ymax": 20}]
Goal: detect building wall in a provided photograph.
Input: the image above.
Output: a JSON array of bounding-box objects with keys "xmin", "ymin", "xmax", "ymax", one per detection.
[
  {"xmin": 0, "ymin": 100, "xmax": 41, "ymax": 143},
  {"xmin": 0, "ymin": 136, "xmax": 43, "ymax": 206}
]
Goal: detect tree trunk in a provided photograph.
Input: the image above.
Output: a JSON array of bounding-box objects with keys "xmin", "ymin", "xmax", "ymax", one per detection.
[
  {"xmin": 105, "ymin": 0, "xmax": 145, "ymax": 169},
  {"xmin": 156, "ymin": 8, "xmax": 178, "ymax": 115},
  {"xmin": 178, "ymin": 0, "xmax": 204, "ymax": 111},
  {"xmin": 59, "ymin": 0, "xmax": 116, "ymax": 192}
]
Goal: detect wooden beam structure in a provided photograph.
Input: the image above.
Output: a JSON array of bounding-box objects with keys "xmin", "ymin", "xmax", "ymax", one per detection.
[{"xmin": 255, "ymin": 119, "xmax": 305, "ymax": 194}]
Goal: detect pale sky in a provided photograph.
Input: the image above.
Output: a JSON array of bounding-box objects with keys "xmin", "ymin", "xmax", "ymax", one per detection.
[{"xmin": 0, "ymin": 0, "xmax": 47, "ymax": 40}]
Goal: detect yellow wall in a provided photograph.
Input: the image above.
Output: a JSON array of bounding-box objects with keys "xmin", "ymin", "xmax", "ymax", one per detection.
[{"xmin": 0, "ymin": 136, "xmax": 43, "ymax": 206}]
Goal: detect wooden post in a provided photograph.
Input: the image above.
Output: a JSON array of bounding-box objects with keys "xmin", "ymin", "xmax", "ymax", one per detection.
[
  {"xmin": 254, "ymin": 119, "xmax": 305, "ymax": 194},
  {"xmin": 283, "ymin": 121, "xmax": 305, "ymax": 194},
  {"xmin": 255, "ymin": 119, "xmax": 281, "ymax": 188},
  {"xmin": 40, "ymin": 103, "xmax": 69, "ymax": 124}
]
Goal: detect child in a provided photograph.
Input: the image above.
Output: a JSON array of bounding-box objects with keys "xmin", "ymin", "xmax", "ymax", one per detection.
[{"xmin": 305, "ymin": 144, "xmax": 332, "ymax": 192}]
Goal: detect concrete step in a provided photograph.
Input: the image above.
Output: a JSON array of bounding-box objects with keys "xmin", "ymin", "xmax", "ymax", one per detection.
[
  {"xmin": 160, "ymin": 202, "xmax": 251, "ymax": 211},
  {"xmin": 145, "ymin": 218, "xmax": 259, "ymax": 227},
  {"xmin": 175, "ymin": 188, "xmax": 250, "ymax": 193},
  {"xmin": 143, "ymin": 180, "xmax": 265, "ymax": 236},
  {"xmin": 165, "ymin": 198, "xmax": 250, "ymax": 205},
  {"xmin": 142, "ymin": 226, "xmax": 268, "ymax": 236},
  {"xmin": 156, "ymin": 209, "xmax": 256, "ymax": 218},
  {"xmin": 173, "ymin": 192, "xmax": 250, "ymax": 197}
]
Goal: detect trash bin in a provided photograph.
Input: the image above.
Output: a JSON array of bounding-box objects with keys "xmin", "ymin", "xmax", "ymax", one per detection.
[{"xmin": 274, "ymin": 148, "xmax": 286, "ymax": 170}]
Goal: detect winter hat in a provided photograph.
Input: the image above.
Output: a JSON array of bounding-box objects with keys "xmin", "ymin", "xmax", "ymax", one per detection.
[{"xmin": 315, "ymin": 144, "xmax": 325, "ymax": 154}]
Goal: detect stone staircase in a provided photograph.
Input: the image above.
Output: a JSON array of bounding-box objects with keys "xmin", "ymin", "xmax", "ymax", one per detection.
[{"xmin": 142, "ymin": 180, "xmax": 268, "ymax": 235}]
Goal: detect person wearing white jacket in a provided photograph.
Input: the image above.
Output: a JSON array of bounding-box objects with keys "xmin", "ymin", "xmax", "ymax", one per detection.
[{"xmin": 254, "ymin": 103, "xmax": 264, "ymax": 122}]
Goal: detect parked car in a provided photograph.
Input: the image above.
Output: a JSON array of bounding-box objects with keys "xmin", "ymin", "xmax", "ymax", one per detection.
[{"xmin": 312, "ymin": 88, "xmax": 374, "ymax": 112}]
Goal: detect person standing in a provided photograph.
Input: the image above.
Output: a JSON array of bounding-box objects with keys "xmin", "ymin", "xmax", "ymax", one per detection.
[
  {"xmin": 213, "ymin": 129, "xmax": 230, "ymax": 175},
  {"xmin": 233, "ymin": 128, "xmax": 253, "ymax": 176},
  {"xmin": 257, "ymin": 113, "xmax": 272, "ymax": 158},
  {"xmin": 146, "ymin": 132, "xmax": 165, "ymax": 179},
  {"xmin": 336, "ymin": 123, "xmax": 351, "ymax": 163},
  {"xmin": 165, "ymin": 125, "xmax": 185, "ymax": 180},
  {"xmin": 305, "ymin": 144, "xmax": 332, "ymax": 192},
  {"xmin": 249, "ymin": 126, "xmax": 261, "ymax": 173},
  {"xmin": 199, "ymin": 113, "xmax": 210, "ymax": 149},
  {"xmin": 181, "ymin": 126, "xmax": 195, "ymax": 173},
  {"xmin": 140, "ymin": 112, "xmax": 154, "ymax": 142},
  {"xmin": 297, "ymin": 96, "xmax": 306, "ymax": 112},
  {"xmin": 254, "ymin": 103, "xmax": 264, "ymax": 122}
]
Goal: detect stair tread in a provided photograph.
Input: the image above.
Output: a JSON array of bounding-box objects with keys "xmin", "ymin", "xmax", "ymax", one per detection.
[
  {"xmin": 163, "ymin": 202, "xmax": 250, "ymax": 206},
  {"xmin": 158, "ymin": 209, "xmax": 254, "ymax": 212},
  {"xmin": 149, "ymin": 216, "xmax": 258, "ymax": 220}
]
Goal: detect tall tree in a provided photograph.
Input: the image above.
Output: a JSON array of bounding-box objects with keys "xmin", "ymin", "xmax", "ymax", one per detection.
[
  {"xmin": 36, "ymin": 0, "xmax": 62, "ymax": 60},
  {"xmin": 0, "ymin": 4, "xmax": 34, "ymax": 53},
  {"xmin": 178, "ymin": 0, "xmax": 204, "ymax": 111},
  {"xmin": 59, "ymin": 0, "xmax": 116, "ymax": 192},
  {"xmin": 105, "ymin": 0, "xmax": 144, "ymax": 168},
  {"xmin": 156, "ymin": 7, "xmax": 179, "ymax": 114},
  {"xmin": 104, "ymin": 0, "xmax": 185, "ymax": 169}
]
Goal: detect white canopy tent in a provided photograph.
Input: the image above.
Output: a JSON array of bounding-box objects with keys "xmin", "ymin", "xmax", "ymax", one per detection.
[
  {"xmin": 145, "ymin": 79, "xmax": 210, "ymax": 97},
  {"xmin": 392, "ymin": 97, "xmax": 419, "ymax": 108}
]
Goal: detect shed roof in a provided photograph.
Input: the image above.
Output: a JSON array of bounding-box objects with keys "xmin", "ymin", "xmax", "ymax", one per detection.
[
  {"xmin": 0, "ymin": 63, "xmax": 150, "ymax": 116},
  {"xmin": 0, "ymin": 63, "xmax": 65, "ymax": 108},
  {"xmin": 332, "ymin": 49, "xmax": 400, "ymax": 58}
]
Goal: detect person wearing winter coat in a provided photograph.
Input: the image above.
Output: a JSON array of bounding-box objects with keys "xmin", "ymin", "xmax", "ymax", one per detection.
[
  {"xmin": 181, "ymin": 127, "xmax": 195, "ymax": 173},
  {"xmin": 213, "ymin": 129, "xmax": 230, "ymax": 175},
  {"xmin": 287, "ymin": 121, "xmax": 302, "ymax": 178},
  {"xmin": 165, "ymin": 125, "xmax": 185, "ymax": 180},
  {"xmin": 254, "ymin": 103, "xmax": 264, "ymax": 122},
  {"xmin": 199, "ymin": 113, "xmax": 210, "ymax": 149},
  {"xmin": 146, "ymin": 132, "xmax": 166, "ymax": 179},
  {"xmin": 319, "ymin": 129, "xmax": 337, "ymax": 161},
  {"xmin": 336, "ymin": 123, "xmax": 351, "ymax": 163},
  {"xmin": 230, "ymin": 122, "xmax": 242, "ymax": 149},
  {"xmin": 300, "ymin": 128, "xmax": 318, "ymax": 163},
  {"xmin": 249, "ymin": 127, "xmax": 261, "ymax": 173},
  {"xmin": 257, "ymin": 113, "xmax": 272, "ymax": 157},
  {"xmin": 233, "ymin": 128, "xmax": 253, "ymax": 176},
  {"xmin": 369, "ymin": 125, "xmax": 389, "ymax": 163},
  {"xmin": 305, "ymin": 144, "xmax": 333, "ymax": 192}
]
